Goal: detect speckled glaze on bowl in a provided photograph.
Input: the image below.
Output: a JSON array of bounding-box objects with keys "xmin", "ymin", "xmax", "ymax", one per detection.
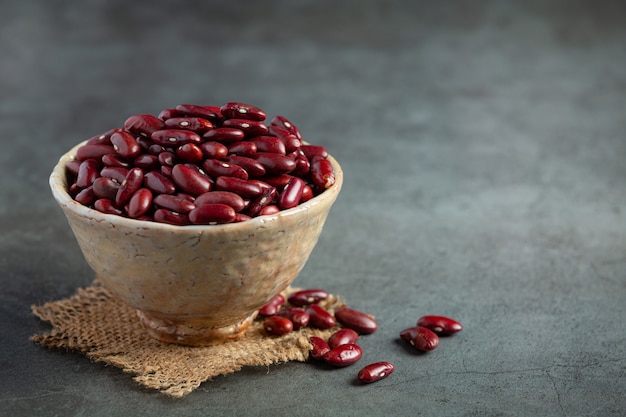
[{"xmin": 49, "ymin": 141, "xmax": 342, "ymax": 346}]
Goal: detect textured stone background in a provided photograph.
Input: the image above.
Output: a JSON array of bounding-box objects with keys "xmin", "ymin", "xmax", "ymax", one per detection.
[{"xmin": 1, "ymin": 1, "xmax": 625, "ymax": 416}]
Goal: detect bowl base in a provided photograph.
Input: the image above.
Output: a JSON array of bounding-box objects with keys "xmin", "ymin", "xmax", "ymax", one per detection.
[{"xmin": 137, "ymin": 310, "xmax": 258, "ymax": 346}]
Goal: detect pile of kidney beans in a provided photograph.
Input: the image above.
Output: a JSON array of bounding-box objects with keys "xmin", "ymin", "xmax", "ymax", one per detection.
[
  {"xmin": 65, "ymin": 102, "xmax": 336, "ymax": 225},
  {"xmin": 259, "ymin": 288, "xmax": 463, "ymax": 384}
]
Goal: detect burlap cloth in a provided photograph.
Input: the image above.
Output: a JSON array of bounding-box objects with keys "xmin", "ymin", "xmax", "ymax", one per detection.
[{"xmin": 31, "ymin": 280, "xmax": 344, "ymax": 398}]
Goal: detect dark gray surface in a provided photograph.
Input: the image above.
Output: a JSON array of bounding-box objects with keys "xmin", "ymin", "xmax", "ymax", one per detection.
[{"xmin": 2, "ymin": 1, "xmax": 625, "ymax": 416}]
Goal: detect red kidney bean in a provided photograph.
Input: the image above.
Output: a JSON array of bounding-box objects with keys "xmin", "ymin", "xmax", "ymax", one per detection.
[
  {"xmin": 402, "ymin": 326, "xmax": 439, "ymax": 352},
  {"xmin": 86, "ymin": 128, "xmax": 119, "ymax": 146},
  {"xmin": 214, "ymin": 176, "xmax": 264, "ymax": 199},
  {"xmin": 258, "ymin": 294, "xmax": 286, "ymax": 317},
  {"xmin": 270, "ymin": 115, "xmax": 302, "ymax": 140},
  {"xmin": 322, "ymin": 343, "xmax": 363, "ymax": 367},
  {"xmin": 200, "ymin": 141, "xmax": 229, "ymax": 159},
  {"xmin": 136, "ymin": 136, "xmax": 154, "ymax": 151},
  {"xmin": 76, "ymin": 159, "xmax": 100, "ymax": 188},
  {"xmin": 94, "ymin": 198, "xmax": 124, "ymax": 215},
  {"xmin": 278, "ymin": 176, "xmax": 305, "ymax": 210},
  {"xmin": 74, "ymin": 186, "xmax": 96, "ymax": 206},
  {"xmin": 328, "ymin": 328, "xmax": 359, "ymax": 348},
  {"xmin": 161, "ymin": 165, "xmax": 173, "ymax": 178},
  {"xmin": 195, "ymin": 191, "xmax": 246, "ymax": 212},
  {"xmin": 233, "ymin": 213, "xmax": 252, "ymax": 222},
  {"xmin": 133, "ymin": 154, "xmax": 159, "ymax": 171},
  {"xmin": 157, "ymin": 108, "xmax": 188, "ymax": 120},
  {"xmin": 123, "ymin": 114, "xmax": 165, "ymax": 137},
  {"xmin": 276, "ymin": 307, "xmax": 310, "ymax": 330},
  {"xmin": 222, "ymin": 118, "xmax": 269, "ymax": 137},
  {"xmin": 291, "ymin": 152, "xmax": 310, "ymax": 177},
  {"xmin": 250, "ymin": 136, "xmax": 286, "ymax": 155},
  {"xmin": 143, "ymin": 170, "xmax": 176, "ymax": 195},
  {"xmin": 246, "ymin": 186, "xmax": 278, "ymax": 217},
  {"xmin": 254, "ymin": 152, "xmax": 297, "ymax": 175},
  {"xmin": 127, "ymin": 188, "xmax": 153, "ymax": 218},
  {"xmin": 100, "ymin": 167, "xmax": 129, "ymax": 183},
  {"xmin": 288, "ymin": 289, "xmax": 329, "ymax": 307},
  {"xmin": 220, "ymin": 102, "xmax": 266, "ymax": 121},
  {"xmin": 76, "ymin": 144, "xmax": 115, "ymax": 161},
  {"xmin": 66, "ymin": 160, "xmax": 81, "ymax": 176},
  {"xmin": 164, "ymin": 117, "xmax": 213, "ymax": 133},
  {"xmin": 223, "ymin": 155, "xmax": 266, "ymax": 178},
  {"xmin": 176, "ymin": 143, "xmax": 204, "ymax": 164},
  {"xmin": 115, "ymin": 168, "xmax": 145, "ymax": 207},
  {"xmin": 202, "ymin": 127, "xmax": 245, "ymax": 143},
  {"xmin": 300, "ymin": 144, "xmax": 329, "ymax": 160},
  {"xmin": 306, "ymin": 304, "xmax": 336, "ymax": 329},
  {"xmin": 153, "ymin": 208, "xmax": 191, "ymax": 226},
  {"xmin": 301, "ymin": 185, "xmax": 314, "ymax": 202},
  {"xmin": 227, "ymin": 141, "xmax": 257, "ymax": 157},
  {"xmin": 261, "ymin": 174, "xmax": 293, "ymax": 190},
  {"xmin": 102, "ymin": 153, "xmax": 130, "ymax": 168},
  {"xmin": 188, "ymin": 203, "xmax": 236, "ymax": 225},
  {"xmin": 158, "ymin": 151, "xmax": 176, "ymax": 167},
  {"xmin": 147, "ymin": 144, "xmax": 166, "ymax": 156},
  {"xmin": 110, "ymin": 131, "xmax": 141, "ymax": 159},
  {"xmin": 174, "ymin": 104, "xmax": 221, "ymax": 122},
  {"xmin": 171, "ymin": 164, "xmax": 212, "ymax": 196},
  {"xmin": 153, "ymin": 193, "xmax": 196, "ymax": 213},
  {"xmin": 151, "ymin": 129, "xmax": 202, "ymax": 147},
  {"xmin": 416, "ymin": 315, "xmax": 463, "ymax": 336},
  {"xmin": 309, "ymin": 336, "xmax": 331, "ymax": 360},
  {"xmin": 357, "ymin": 362, "xmax": 395, "ymax": 384},
  {"xmin": 268, "ymin": 126, "xmax": 302, "ymax": 153},
  {"xmin": 92, "ymin": 177, "xmax": 120, "ymax": 200},
  {"xmin": 334, "ymin": 306, "xmax": 378, "ymax": 334},
  {"xmin": 310, "ymin": 156, "xmax": 335, "ymax": 189},
  {"xmin": 202, "ymin": 159, "xmax": 249, "ymax": 180},
  {"xmin": 263, "ymin": 316, "xmax": 293, "ymax": 336},
  {"xmin": 259, "ymin": 205, "xmax": 280, "ymax": 216}
]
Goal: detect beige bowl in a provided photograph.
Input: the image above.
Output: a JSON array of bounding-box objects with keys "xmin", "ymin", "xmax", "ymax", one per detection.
[{"xmin": 49, "ymin": 141, "xmax": 342, "ymax": 346}]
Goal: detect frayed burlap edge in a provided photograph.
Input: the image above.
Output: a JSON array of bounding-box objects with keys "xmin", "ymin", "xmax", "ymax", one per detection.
[{"xmin": 31, "ymin": 280, "xmax": 344, "ymax": 398}]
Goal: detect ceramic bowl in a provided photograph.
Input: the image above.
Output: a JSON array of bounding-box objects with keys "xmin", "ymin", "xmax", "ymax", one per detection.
[{"xmin": 49, "ymin": 141, "xmax": 342, "ymax": 346}]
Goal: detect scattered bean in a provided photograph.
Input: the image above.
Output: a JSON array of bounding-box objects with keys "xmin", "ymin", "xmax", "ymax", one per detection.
[
  {"xmin": 416, "ymin": 315, "xmax": 463, "ymax": 335},
  {"xmin": 334, "ymin": 306, "xmax": 378, "ymax": 334},
  {"xmin": 357, "ymin": 362, "xmax": 395, "ymax": 384}
]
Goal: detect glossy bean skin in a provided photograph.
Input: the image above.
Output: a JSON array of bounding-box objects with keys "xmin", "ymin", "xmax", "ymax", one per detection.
[
  {"xmin": 334, "ymin": 306, "xmax": 378, "ymax": 334},
  {"xmin": 76, "ymin": 159, "xmax": 100, "ymax": 188},
  {"xmin": 258, "ymin": 294, "xmax": 286, "ymax": 317},
  {"xmin": 250, "ymin": 136, "xmax": 286, "ymax": 155},
  {"xmin": 174, "ymin": 104, "xmax": 221, "ymax": 122},
  {"xmin": 227, "ymin": 141, "xmax": 257, "ymax": 157},
  {"xmin": 92, "ymin": 177, "xmax": 120, "ymax": 200},
  {"xmin": 270, "ymin": 115, "xmax": 302, "ymax": 140},
  {"xmin": 214, "ymin": 176, "xmax": 264, "ymax": 199},
  {"xmin": 164, "ymin": 117, "xmax": 213, "ymax": 133},
  {"xmin": 306, "ymin": 304, "xmax": 336, "ymax": 329},
  {"xmin": 110, "ymin": 131, "xmax": 141, "ymax": 159},
  {"xmin": 127, "ymin": 188, "xmax": 153, "ymax": 218},
  {"xmin": 153, "ymin": 208, "xmax": 191, "ymax": 225},
  {"xmin": 200, "ymin": 141, "xmax": 229, "ymax": 159},
  {"xmin": 287, "ymin": 289, "xmax": 329, "ymax": 306},
  {"xmin": 276, "ymin": 307, "xmax": 310, "ymax": 330},
  {"xmin": 86, "ymin": 128, "xmax": 118, "ymax": 146},
  {"xmin": 188, "ymin": 203, "xmax": 236, "ymax": 225},
  {"xmin": 416, "ymin": 315, "xmax": 463, "ymax": 335},
  {"xmin": 278, "ymin": 177, "xmax": 305, "ymax": 210},
  {"xmin": 171, "ymin": 164, "xmax": 212, "ymax": 196},
  {"xmin": 100, "ymin": 166, "xmax": 129, "ymax": 183},
  {"xmin": 223, "ymin": 155, "xmax": 266, "ymax": 178},
  {"xmin": 202, "ymin": 159, "xmax": 249, "ymax": 180},
  {"xmin": 74, "ymin": 186, "xmax": 96, "ymax": 206},
  {"xmin": 263, "ymin": 316, "xmax": 293, "ymax": 336},
  {"xmin": 300, "ymin": 144, "xmax": 328, "ymax": 160},
  {"xmin": 246, "ymin": 186, "xmax": 278, "ymax": 217},
  {"xmin": 143, "ymin": 171, "xmax": 176, "ymax": 195},
  {"xmin": 254, "ymin": 152, "xmax": 297, "ymax": 175},
  {"xmin": 115, "ymin": 168, "xmax": 144, "ymax": 207},
  {"xmin": 102, "ymin": 153, "xmax": 130, "ymax": 168},
  {"xmin": 222, "ymin": 118, "xmax": 269, "ymax": 137},
  {"xmin": 153, "ymin": 194, "xmax": 196, "ymax": 213},
  {"xmin": 310, "ymin": 156, "xmax": 335, "ymax": 189},
  {"xmin": 203, "ymin": 127, "xmax": 245, "ymax": 143},
  {"xmin": 123, "ymin": 114, "xmax": 165, "ymax": 137},
  {"xmin": 268, "ymin": 126, "xmax": 301, "ymax": 153},
  {"xmin": 322, "ymin": 343, "xmax": 363, "ymax": 367},
  {"xmin": 357, "ymin": 362, "xmax": 395, "ymax": 384},
  {"xmin": 94, "ymin": 198, "xmax": 123, "ymax": 215},
  {"xmin": 309, "ymin": 336, "xmax": 331, "ymax": 360},
  {"xmin": 76, "ymin": 144, "xmax": 115, "ymax": 161},
  {"xmin": 194, "ymin": 191, "xmax": 246, "ymax": 212},
  {"xmin": 328, "ymin": 328, "xmax": 359, "ymax": 348},
  {"xmin": 259, "ymin": 205, "xmax": 280, "ymax": 216},
  {"xmin": 401, "ymin": 326, "xmax": 440, "ymax": 351},
  {"xmin": 176, "ymin": 143, "xmax": 204, "ymax": 164},
  {"xmin": 151, "ymin": 129, "xmax": 202, "ymax": 147},
  {"xmin": 133, "ymin": 154, "xmax": 160, "ymax": 171},
  {"xmin": 220, "ymin": 102, "xmax": 266, "ymax": 121}
]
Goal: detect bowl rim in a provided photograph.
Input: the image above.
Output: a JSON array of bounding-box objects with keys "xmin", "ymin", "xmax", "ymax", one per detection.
[{"xmin": 50, "ymin": 140, "xmax": 343, "ymax": 231}]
